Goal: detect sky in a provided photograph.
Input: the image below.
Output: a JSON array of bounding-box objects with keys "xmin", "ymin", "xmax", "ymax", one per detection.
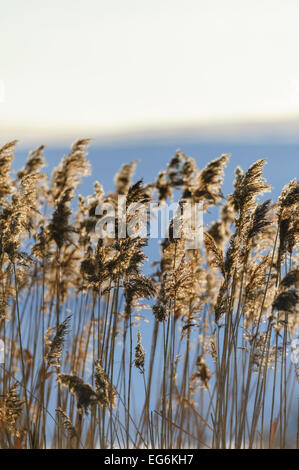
[{"xmin": 1, "ymin": 0, "xmax": 299, "ymax": 142}]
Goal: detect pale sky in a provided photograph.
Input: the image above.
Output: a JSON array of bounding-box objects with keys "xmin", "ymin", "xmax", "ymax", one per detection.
[{"xmin": 1, "ymin": 0, "xmax": 299, "ymax": 141}]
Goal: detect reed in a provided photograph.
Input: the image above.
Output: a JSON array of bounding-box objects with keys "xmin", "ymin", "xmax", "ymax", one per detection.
[{"xmin": 0, "ymin": 140, "xmax": 298, "ymax": 449}]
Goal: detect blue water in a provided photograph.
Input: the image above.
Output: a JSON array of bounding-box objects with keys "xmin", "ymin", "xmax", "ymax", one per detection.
[
  {"xmin": 14, "ymin": 139, "xmax": 299, "ymax": 270},
  {"xmin": 14, "ymin": 139, "xmax": 299, "ymax": 199},
  {"xmin": 10, "ymin": 139, "xmax": 299, "ymax": 446}
]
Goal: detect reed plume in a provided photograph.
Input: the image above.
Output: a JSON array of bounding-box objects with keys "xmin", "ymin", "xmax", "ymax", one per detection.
[{"xmin": 0, "ymin": 140, "xmax": 297, "ymax": 450}]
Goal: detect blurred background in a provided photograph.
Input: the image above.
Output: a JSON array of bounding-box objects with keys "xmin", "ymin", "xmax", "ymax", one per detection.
[{"xmin": 1, "ymin": 0, "xmax": 299, "ymax": 194}]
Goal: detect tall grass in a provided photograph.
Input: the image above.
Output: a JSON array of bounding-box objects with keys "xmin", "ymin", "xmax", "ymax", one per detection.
[{"xmin": 0, "ymin": 140, "xmax": 298, "ymax": 449}]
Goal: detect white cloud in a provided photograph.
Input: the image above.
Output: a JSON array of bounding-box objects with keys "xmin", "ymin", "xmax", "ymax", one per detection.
[{"xmin": 1, "ymin": 0, "xmax": 299, "ymax": 138}]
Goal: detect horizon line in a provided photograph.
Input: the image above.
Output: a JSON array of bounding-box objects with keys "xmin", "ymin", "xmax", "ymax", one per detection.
[{"xmin": 1, "ymin": 114, "xmax": 299, "ymax": 147}]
